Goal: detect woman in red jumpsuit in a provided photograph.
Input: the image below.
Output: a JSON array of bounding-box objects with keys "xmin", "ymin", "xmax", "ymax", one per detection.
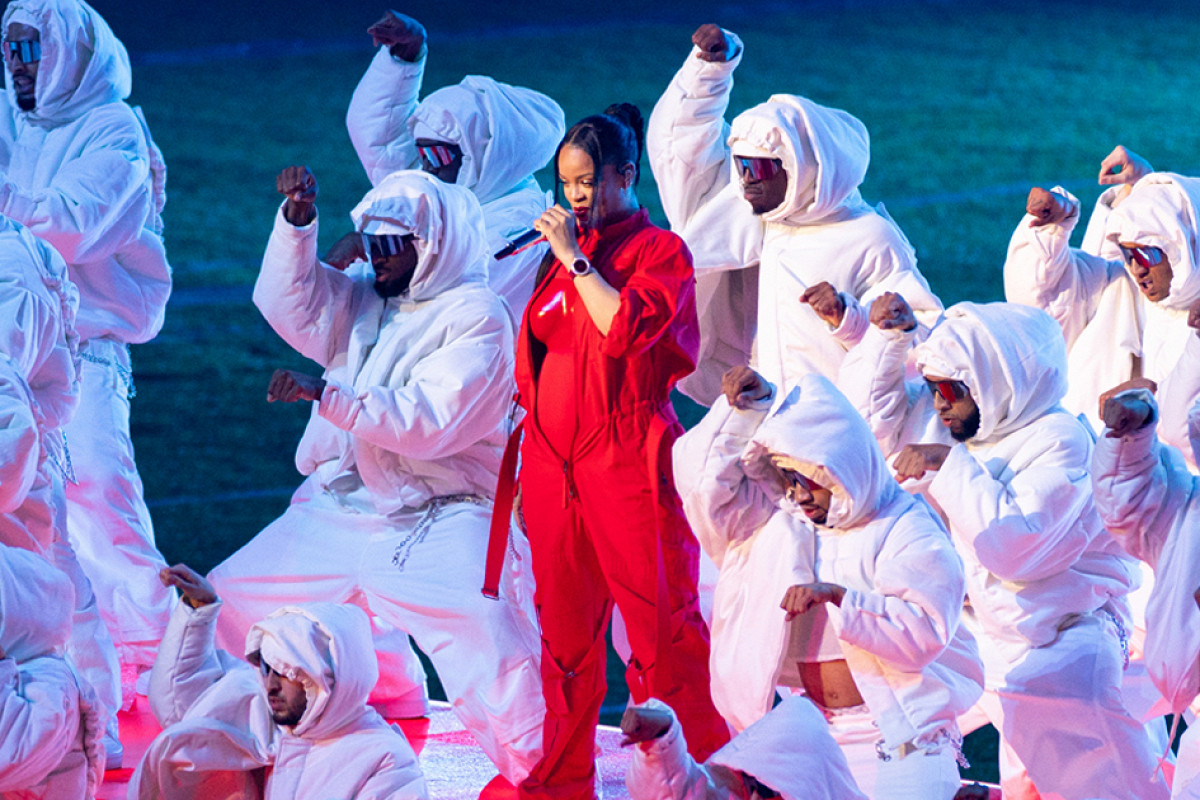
[{"xmin": 515, "ymin": 104, "xmax": 730, "ymax": 800}]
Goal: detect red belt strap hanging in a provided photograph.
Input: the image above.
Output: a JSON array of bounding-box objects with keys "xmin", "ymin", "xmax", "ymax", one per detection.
[
  {"xmin": 644, "ymin": 414, "xmax": 673, "ymax": 699},
  {"xmin": 482, "ymin": 421, "xmax": 524, "ymax": 599}
]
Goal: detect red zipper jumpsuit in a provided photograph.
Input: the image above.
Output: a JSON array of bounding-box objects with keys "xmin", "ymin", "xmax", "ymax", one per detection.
[{"xmin": 516, "ymin": 209, "xmax": 729, "ymax": 799}]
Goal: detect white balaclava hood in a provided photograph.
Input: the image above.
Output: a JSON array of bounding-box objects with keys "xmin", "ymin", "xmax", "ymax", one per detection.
[
  {"xmin": 743, "ymin": 373, "xmax": 899, "ymax": 530},
  {"xmin": 2, "ymin": 0, "xmax": 130, "ymax": 126},
  {"xmin": 0, "ymin": 544, "xmax": 73, "ymax": 662},
  {"xmin": 410, "ymin": 76, "xmax": 565, "ymax": 205},
  {"xmin": 245, "ymin": 602, "xmax": 378, "ymax": 741},
  {"xmin": 1106, "ymin": 172, "xmax": 1200, "ymax": 312},
  {"xmin": 729, "ymin": 94, "xmax": 869, "ymax": 226},
  {"xmin": 350, "ymin": 169, "xmax": 490, "ymax": 301},
  {"xmin": 915, "ymin": 302, "xmax": 1068, "ymax": 444}
]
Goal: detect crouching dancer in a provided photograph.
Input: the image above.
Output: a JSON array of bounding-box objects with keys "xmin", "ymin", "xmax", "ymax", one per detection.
[
  {"xmin": 206, "ymin": 166, "xmax": 544, "ymax": 785},
  {"xmin": 622, "ymin": 696, "xmax": 866, "ymax": 800},
  {"xmin": 1094, "ymin": 382, "xmax": 1200, "ymax": 798},
  {"xmin": 856, "ymin": 300, "xmax": 1163, "ymax": 800},
  {"xmin": 0, "ymin": 544, "xmax": 104, "ymax": 799},
  {"xmin": 675, "ymin": 368, "xmax": 983, "ymax": 799},
  {"xmin": 130, "ymin": 564, "xmax": 426, "ymax": 799}
]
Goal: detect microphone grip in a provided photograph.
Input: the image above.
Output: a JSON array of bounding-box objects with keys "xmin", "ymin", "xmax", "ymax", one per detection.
[{"xmin": 495, "ymin": 228, "xmax": 544, "ymax": 260}]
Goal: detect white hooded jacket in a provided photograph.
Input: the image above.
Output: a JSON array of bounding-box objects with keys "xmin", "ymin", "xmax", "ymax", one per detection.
[
  {"xmin": 0, "ymin": 544, "xmax": 104, "ymax": 800},
  {"xmin": 253, "ymin": 170, "xmax": 515, "ymax": 515},
  {"xmin": 901, "ymin": 303, "xmax": 1140, "ymax": 666},
  {"xmin": 674, "ymin": 373, "xmax": 982, "ymax": 741},
  {"xmin": 1005, "ymin": 173, "xmax": 1200, "ymax": 455},
  {"xmin": 0, "ymin": 0, "xmax": 170, "ymax": 345},
  {"xmin": 137, "ymin": 600, "xmax": 426, "ymax": 800},
  {"xmin": 1092, "ymin": 389, "xmax": 1200, "ymax": 715},
  {"xmin": 346, "ymin": 49, "xmax": 564, "ymax": 315},
  {"xmin": 647, "ymin": 31, "xmax": 941, "ymax": 403},
  {"xmin": 0, "ymin": 216, "xmax": 78, "ymax": 556},
  {"xmin": 626, "ymin": 696, "xmax": 866, "ymax": 800}
]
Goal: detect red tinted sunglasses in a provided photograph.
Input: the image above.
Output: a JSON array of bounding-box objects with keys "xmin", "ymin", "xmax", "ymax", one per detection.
[
  {"xmin": 1118, "ymin": 243, "xmax": 1165, "ymax": 269},
  {"xmin": 417, "ymin": 144, "xmax": 460, "ymax": 170},
  {"xmin": 925, "ymin": 378, "xmax": 968, "ymax": 404},
  {"xmin": 735, "ymin": 156, "xmax": 783, "ymax": 181}
]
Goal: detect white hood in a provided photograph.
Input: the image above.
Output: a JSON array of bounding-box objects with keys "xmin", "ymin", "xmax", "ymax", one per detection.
[
  {"xmin": 710, "ymin": 696, "xmax": 866, "ymax": 800},
  {"xmin": 729, "ymin": 93, "xmax": 869, "ymax": 225},
  {"xmin": 0, "ymin": 544, "xmax": 73, "ymax": 662},
  {"xmin": 350, "ymin": 169, "xmax": 490, "ymax": 301},
  {"xmin": 411, "ymin": 75, "xmax": 564, "ymax": 205},
  {"xmin": 244, "ymin": 602, "xmax": 378, "ymax": 742},
  {"xmin": 2, "ymin": 0, "xmax": 130, "ymax": 126},
  {"xmin": 915, "ymin": 302, "xmax": 1068, "ymax": 444},
  {"xmin": 745, "ymin": 373, "xmax": 899, "ymax": 530},
  {"xmin": 1106, "ymin": 172, "xmax": 1200, "ymax": 312}
]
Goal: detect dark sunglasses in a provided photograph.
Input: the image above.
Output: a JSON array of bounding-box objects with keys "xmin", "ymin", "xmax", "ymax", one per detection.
[
  {"xmin": 1118, "ymin": 243, "xmax": 1165, "ymax": 269},
  {"xmin": 925, "ymin": 378, "xmax": 969, "ymax": 404},
  {"xmin": 6, "ymin": 40, "xmax": 40, "ymax": 64},
  {"xmin": 735, "ymin": 156, "xmax": 783, "ymax": 182},
  {"xmin": 361, "ymin": 232, "xmax": 415, "ymax": 262},
  {"xmin": 259, "ymin": 657, "xmax": 280, "ymax": 678},
  {"xmin": 782, "ymin": 469, "xmax": 823, "ymax": 493},
  {"xmin": 417, "ymin": 144, "xmax": 460, "ymax": 171}
]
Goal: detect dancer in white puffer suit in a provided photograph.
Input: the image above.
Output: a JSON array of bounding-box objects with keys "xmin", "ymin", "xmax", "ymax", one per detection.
[
  {"xmin": 647, "ymin": 24, "xmax": 941, "ymax": 404},
  {"xmin": 675, "ymin": 371, "xmax": 982, "ymax": 798},
  {"xmin": 847, "ymin": 300, "xmax": 1163, "ymax": 800},
  {"xmin": 0, "ymin": 544, "xmax": 105, "ymax": 800},
  {"xmin": 207, "ymin": 168, "xmax": 544, "ymax": 785},
  {"xmin": 1093, "ymin": 385, "xmax": 1200, "ymax": 799},
  {"xmin": 0, "ymin": 0, "xmax": 174, "ymax": 689},
  {"xmin": 131, "ymin": 582, "xmax": 427, "ymax": 800}
]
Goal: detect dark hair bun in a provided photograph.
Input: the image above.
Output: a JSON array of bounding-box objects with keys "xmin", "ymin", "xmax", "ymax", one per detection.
[
  {"xmin": 603, "ymin": 102, "xmax": 645, "ymax": 173},
  {"xmin": 604, "ymin": 102, "xmax": 645, "ymax": 139}
]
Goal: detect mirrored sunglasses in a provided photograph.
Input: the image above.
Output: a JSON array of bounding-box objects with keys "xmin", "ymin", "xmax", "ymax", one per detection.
[
  {"xmin": 361, "ymin": 232, "xmax": 415, "ymax": 262},
  {"xmin": 735, "ymin": 156, "xmax": 783, "ymax": 182},
  {"xmin": 417, "ymin": 144, "xmax": 459, "ymax": 170},
  {"xmin": 1118, "ymin": 243, "xmax": 1164, "ymax": 269},
  {"xmin": 5, "ymin": 40, "xmax": 39, "ymax": 64},
  {"xmin": 925, "ymin": 378, "xmax": 968, "ymax": 404}
]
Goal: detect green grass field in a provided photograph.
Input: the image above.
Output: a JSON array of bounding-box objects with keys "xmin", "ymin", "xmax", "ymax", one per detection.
[{"xmin": 113, "ymin": 0, "xmax": 1199, "ymax": 781}]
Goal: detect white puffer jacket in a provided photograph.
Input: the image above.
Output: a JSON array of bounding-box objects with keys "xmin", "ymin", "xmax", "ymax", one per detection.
[
  {"xmin": 253, "ymin": 171, "xmax": 515, "ymax": 515},
  {"xmin": 1005, "ymin": 174, "xmax": 1200, "ymax": 456},
  {"xmin": 0, "ymin": 0, "xmax": 170, "ymax": 345},
  {"xmin": 138, "ymin": 600, "xmax": 426, "ymax": 799},
  {"xmin": 626, "ymin": 696, "xmax": 866, "ymax": 800},
  {"xmin": 346, "ymin": 48, "xmax": 564, "ymax": 316},
  {"xmin": 1092, "ymin": 389, "xmax": 1200, "ymax": 714},
  {"xmin": 647, "ymin": 30, "xmax": 941, "ymax": 403},
  {"xmin": 674, "ymin": 373, "xmax": 982, "ymax": 742},
  {"xmin": 909, "ymin": 303, "xmax": 1140, "ymax": 668},
  {"xmin": 0, "ymin": 544, "xmax": 104, "ymax": 800},
  {"xmin": 0, "ymin": 217, "xmax": 78, "ymax": 555}
]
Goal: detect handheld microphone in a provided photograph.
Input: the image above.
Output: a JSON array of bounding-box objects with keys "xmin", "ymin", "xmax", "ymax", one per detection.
[{"xmin": 494, "ymin": 229, "xmax": 544, "ymax": 260}]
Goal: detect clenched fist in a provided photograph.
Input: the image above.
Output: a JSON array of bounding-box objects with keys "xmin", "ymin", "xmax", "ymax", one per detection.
[
  {"xmin": 368, "ymin": 11, "xmax": 426, "ymax": 62},
  {"xmin": 1026, "ymin": 187, "xmax": 1076, "ymax": 228},
  {"xmin": 277, "ymin": 165, "xmax": 318, "ymax": 227},
  {"xmin": 691, "ymin": 23, "xmax": 736, "ymax": 62}
]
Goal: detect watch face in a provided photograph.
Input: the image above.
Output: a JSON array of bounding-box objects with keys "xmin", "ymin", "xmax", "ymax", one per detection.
[{"xmin": 571, "ymin": 258, "xmax": 590, "ymax": 276}]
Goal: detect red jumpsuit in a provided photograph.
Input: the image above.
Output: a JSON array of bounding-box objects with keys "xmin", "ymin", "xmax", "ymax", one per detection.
[{"xmin": 516, "ymin": 209, "xmax": 730, "ymax": 800}]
